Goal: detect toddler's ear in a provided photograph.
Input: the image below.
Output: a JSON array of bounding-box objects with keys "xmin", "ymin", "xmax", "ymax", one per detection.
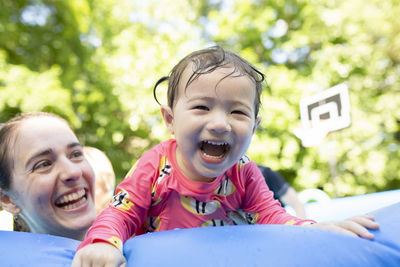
[
  {"xmin": 0, "ymin": 191, "xmax": 21, "ymax": 215},
  {"xmin": 161, "ymin": 105, "xmax": 175, "ymax": 134},
  {"xmin": 253, "ymin": 117, "xmax": 262, "ymax": 134}
]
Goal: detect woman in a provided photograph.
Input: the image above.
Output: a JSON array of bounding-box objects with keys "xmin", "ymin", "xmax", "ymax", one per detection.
[{"xmin": 0, "ymin": 112, "xmax": 96, "ymax": 240}]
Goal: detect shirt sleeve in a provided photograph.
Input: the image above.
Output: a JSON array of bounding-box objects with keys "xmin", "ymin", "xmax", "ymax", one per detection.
[
  {"xmin": 242, "ymin": 162, "xmax": 315, "ymax": 226},
  {"xmin": 77, "ymin": 148, "xmax": 160, "ymax": 251}
]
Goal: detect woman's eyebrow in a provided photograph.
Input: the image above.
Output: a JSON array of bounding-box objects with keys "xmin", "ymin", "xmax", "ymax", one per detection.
[
  {"xmin": 25, "ymin": 149, "xmax": 52, "ymax": 168},
  {"xmin": 68, "ymin": 142, "xmax": 82, "ymax": 149},
  {"xmin": 25, "ymin": 143, "xmax": 81, "ymax": 168}
]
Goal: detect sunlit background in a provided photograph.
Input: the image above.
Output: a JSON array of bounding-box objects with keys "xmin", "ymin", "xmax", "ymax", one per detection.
[{"xmin": 1, "ymin": 0, "xmax": 399, "ymax": 198}]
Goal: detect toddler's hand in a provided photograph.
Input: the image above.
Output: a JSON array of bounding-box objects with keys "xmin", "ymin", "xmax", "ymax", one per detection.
[
  {"xmin": 71, "ymin": 242, "xmax": 126, "ymax": 267},
  {"xmin": 306, "ymin": 215, "xmax": 379, "ymax": 240}
]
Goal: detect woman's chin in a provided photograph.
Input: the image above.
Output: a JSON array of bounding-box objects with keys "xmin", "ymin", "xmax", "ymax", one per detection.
[
  {"xmin": 58, "ymin": 212, "xmax": 96, "ymax": 237},
  {"xmin": 53, "ymin": 200, "xmax": 96, "ymax": 229}
]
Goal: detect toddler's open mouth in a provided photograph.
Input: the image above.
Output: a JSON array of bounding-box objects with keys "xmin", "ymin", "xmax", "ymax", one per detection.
[{"xmin": 199, "ymin": 140, "xmax": 230, "ymax": 159}]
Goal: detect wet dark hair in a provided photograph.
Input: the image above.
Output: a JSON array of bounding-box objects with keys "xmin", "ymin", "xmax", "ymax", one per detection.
[
  {"xmin": 153, "ymin": 46, "xmax": 265, "ymax": 116},
  {"xmin": 0, "ymin": 112, "xmax": 68, "ymax": 191}
]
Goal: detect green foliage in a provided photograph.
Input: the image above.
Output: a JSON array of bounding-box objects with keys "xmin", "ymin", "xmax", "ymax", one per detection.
[
  {"xmin": 0, "ymin": 0, "xmax": 399, "ymax": 196},
  {"xmin": 199, "ymin": 0, "xmax": 400, "ymax": 196}
]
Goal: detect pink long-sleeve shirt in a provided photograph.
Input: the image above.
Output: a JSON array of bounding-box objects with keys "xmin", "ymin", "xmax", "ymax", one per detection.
[{"xmin": 79, "ymin": 139, "xmax": 314, "ymax": 250}]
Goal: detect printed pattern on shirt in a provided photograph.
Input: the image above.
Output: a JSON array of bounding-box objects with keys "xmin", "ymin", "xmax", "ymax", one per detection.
[
  {"xmin": 202, "ymin": 219, "xmax": 231, "ymax": 227},
  {"xmin": 214, "ymin": 174, "xmax": 236, "ymax": 196},
  {"xmin": 227, "ymin": 210, "xmax": 248, "ymax": 225},
  {"xmin": 243, "ymin": 211, "xmax": 258, "ymax": 224},
  {"xmin": 300, "ymin": 221, "xmax": 315, "ymax": 226},
  {"xmin": 284, "ymin": 219, "xmax": 296, "ymax": 225},
  {"xmin": 180, "ymin": 195, "xmax": 220, "ymax": 215},
  {"xmin": 125, "ymin": 161, "xmax": 138, "ymax": 178},
  {"xmin": 151, "ymin": 156, "xmax": 171, "ymax": 206},
  {"xmin": 146, "ymin": 216, "xmax": 161, "ymax": 232},
  {"xmin": 238, "ymin": 155, "xmax": 251, "ymax": 169},
  {"xmin": 157, "ymin": 156, "xmax": 171, "ymax": 184},
  {"xmin": 111, "ymin": 189, "xmax": 134, "ymax": 211},
  {"xmin": 108, "ymin": 236, "xmax": 123, "ymax": 251}
]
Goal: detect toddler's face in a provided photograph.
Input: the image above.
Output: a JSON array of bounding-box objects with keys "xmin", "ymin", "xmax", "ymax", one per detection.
[{"xmin": 163, "ymin": 66, "xmax": 260, "ymax": 182}]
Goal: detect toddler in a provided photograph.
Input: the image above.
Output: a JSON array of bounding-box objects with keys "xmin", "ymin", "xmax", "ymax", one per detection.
[{"xmin": 72, "ymin": 46, "xmax": 378, "ymax": 266}]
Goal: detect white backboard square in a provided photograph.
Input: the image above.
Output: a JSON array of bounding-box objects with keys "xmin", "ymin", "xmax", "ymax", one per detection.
[{"xmin": 300, "ymin": 83, "xmax": 351, "ymax": 132}]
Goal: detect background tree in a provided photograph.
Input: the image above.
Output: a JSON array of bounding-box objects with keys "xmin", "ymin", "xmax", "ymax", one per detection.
[{"xmin": 0, "ymin": 0, "xmax": 399, "ymax": 197}]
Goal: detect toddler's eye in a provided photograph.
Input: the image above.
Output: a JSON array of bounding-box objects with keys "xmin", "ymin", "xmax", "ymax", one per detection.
[
  {"xmin": 232, "ymin": 110, "xmax": 246, "ymax": 115},
  {"xmin": 194, "ymin": 105, "xmax": 209, "ymax": 111}
]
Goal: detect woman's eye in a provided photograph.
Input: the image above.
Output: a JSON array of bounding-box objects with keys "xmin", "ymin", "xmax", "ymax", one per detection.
[
  {"xmin": 32, "ymin": 161, "xmax": 52, "ymax": 171},
  {"xmin": 71, "ymin": 150, "xmax": 83, "ymax": 159},
  {"xmin": 194, "ymin": 105, "xmax": 209, "ymax": 111}
]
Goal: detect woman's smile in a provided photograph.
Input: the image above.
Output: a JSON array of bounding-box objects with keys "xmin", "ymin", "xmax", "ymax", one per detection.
[{"xmin": 55, "ymin": 188, "xmax": 88, "ymax": 210}]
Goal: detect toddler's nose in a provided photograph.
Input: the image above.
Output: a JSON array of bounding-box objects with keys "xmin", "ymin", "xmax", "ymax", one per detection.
[{"xmin": 208, "ymin": 112, "xmax": 231, "ymax": 133}]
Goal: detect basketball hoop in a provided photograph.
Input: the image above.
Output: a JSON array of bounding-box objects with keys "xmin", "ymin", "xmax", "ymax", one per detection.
[{"xmin": 295, "ymin": 83, "xmax": 351, "ymax": 147}]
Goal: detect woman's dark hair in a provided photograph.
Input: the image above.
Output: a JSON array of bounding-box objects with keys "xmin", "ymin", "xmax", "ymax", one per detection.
[
  {"xmin": 0, "ymin": 112, "xmax": 67, "ymax": 191},
  {"xmin": 153, "ymin": 46, "xmax": 265, "ymax": 116}
]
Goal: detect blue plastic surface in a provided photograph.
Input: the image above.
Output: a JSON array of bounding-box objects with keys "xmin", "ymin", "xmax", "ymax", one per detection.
[
  {"xmin": 0, "ymin": 230, "xmax": 79, "ymax": 266},
  {"xmin": 0, "ymin": 200, "xmax": 399, "ymax": 266},
  {"xmin": 124, "ymin": 202, "xmax": 400, "ymax": 266}
]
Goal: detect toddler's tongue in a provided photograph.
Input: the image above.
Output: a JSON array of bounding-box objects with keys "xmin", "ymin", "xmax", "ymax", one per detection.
[{"xmin": 201, "ymin": 142, "xmax": 227, "ymax": 157}]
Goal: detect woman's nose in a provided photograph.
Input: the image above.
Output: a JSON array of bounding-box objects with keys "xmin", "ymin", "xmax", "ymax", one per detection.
[{"xmin": 58, "ymin": 158, "xmax": 81, "ymax": 183}]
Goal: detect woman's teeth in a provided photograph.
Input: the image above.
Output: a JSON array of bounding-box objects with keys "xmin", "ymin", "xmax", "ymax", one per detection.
[{"xmin": 55, "ymin": 188, "xmax": 86, "ymax": 210}]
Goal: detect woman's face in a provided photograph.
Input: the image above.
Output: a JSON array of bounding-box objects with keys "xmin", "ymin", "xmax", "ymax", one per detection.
[{"xmin": 8, "ymin": 116, "xmax": 96, "ymax": 239}]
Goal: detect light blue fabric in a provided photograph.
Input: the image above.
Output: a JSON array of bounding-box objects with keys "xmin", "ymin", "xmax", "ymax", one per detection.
[
  {"xmin": 124, "ymin": 202, "xmax": 400, "ymax": 267},
  {"xmin": 0, "ymin": 198, "xmax": 399, "ymax": 266},
  {"xmin": 0, "ymin": 230, "xmax": 79, "ymax": 266}
]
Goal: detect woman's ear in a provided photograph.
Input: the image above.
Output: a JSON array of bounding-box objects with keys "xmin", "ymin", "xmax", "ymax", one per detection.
[
  {"xmin": 161, "ymin": 105, "xmax": 175, "ymax": 135},
  {"xmin": 0, "ymin": 191, "xmax": 20, "ymax": 215}
]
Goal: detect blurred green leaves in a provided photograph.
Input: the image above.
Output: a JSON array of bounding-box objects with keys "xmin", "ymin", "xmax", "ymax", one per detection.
[{"xmin": 0, "ymin": 0, "xmax": 399, "ymax": 196}]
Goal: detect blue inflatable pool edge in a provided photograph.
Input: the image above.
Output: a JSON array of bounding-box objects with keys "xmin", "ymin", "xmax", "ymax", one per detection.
[
  {"xmin": 0, "ymin": 202, "xmax": 399, "ymax": 266},
  {"xmin": 124, "ymin": 202, "xmax": 400, "ymax": 267},
  {"xmin": 0, "ymin": 230, "xmax": 80, "ymax": 265}
]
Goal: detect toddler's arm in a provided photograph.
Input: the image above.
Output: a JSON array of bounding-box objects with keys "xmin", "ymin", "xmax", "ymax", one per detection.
[
  {"xmin": 71, "ymin": 242, "xmax": 126, "ymax": 267},
  {"xmin": 305, "ymin": 214, "xmax": 379, "ymax": 240}
]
